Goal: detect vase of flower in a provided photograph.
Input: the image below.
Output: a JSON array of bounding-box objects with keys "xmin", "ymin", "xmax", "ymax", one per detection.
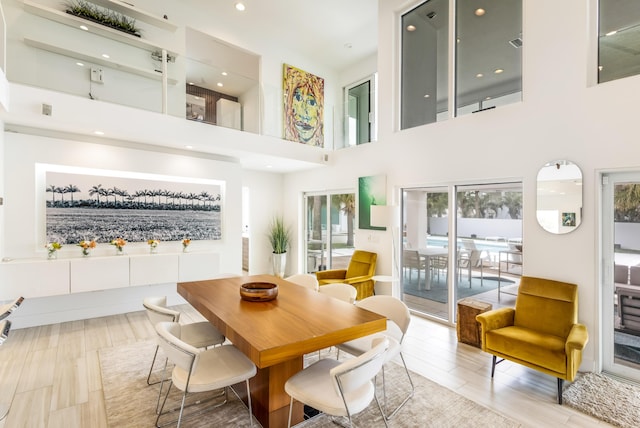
[
  {"xmin": 111, "ymin": 238, "xmax": 126, "ymax": 255},
  {"xmin": 45, "ymin": 242, "xmax": 62, "ymax": 260},
  {"xmin": 182, "ymin": 238, "xmax": 191, "ymax": 253},
  {"xmin": 78, "ymin": 240, "xmax": 96, "ymax": 257},
  {"xmin": 148, "ymin": 239, "xmax": 159, "ymax": 254}
]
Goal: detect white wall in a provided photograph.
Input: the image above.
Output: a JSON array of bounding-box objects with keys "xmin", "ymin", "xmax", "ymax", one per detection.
[{"xmin": 282, "ymin": 0, "xmax": 640, "ymax": 374}]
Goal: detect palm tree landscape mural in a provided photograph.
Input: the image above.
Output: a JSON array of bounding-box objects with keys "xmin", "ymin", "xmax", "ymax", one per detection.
[{"xmin": 46, "ymin": 171, "xmax": 223, "ymax": 245}]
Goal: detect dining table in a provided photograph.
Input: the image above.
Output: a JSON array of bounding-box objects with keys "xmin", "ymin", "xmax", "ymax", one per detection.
[
  {"xmin": 177, "ymin": 274, "xmax": 387, "ymax": 428},
  {"xmin": 418, "ymin": 247, "xmax": 450, "ymax": 290}
]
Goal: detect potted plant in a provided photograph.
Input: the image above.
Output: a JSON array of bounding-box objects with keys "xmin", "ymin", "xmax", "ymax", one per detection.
[{"xmin": 268, "ymin": 216, "xmax": 291, "ymax": 277}]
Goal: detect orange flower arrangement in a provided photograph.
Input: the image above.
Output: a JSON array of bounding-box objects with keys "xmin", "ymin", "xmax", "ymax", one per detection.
[
  {"xmin": 182, "ymin": 238, "xmax": 191, "ymax": 252},
  {"xmin": 77, "ymin": 240, "xmax": 97, "ymax": 256}
]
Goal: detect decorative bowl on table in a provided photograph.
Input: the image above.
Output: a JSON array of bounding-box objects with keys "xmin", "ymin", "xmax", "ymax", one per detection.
[{"xmin": 240, "ymin": 282, "xmax": 278, "ymax": 302}]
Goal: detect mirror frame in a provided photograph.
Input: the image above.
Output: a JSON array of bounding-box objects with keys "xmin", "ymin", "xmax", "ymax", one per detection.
[{"xmin": 536, "ymin": 160, "xmax": 583, "ymax": 234}]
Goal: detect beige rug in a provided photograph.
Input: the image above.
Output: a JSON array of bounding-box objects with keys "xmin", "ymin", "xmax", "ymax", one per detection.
[
  {"xmin": 563, "ymin": 372, "xmax": 640, "ymax": 428},
  {"xmin": 99, "ymin": 340, "xmax": 521, "ymax": 427}
]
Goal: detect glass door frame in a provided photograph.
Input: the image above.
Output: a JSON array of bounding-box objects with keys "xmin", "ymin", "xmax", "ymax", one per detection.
[
  {"xmin": 303, "ymin": 189, "xmax": 356, "ymax": 274},
  {"xmin": 600, "ymin": 170, "xmax": 640, "ymax": 382}
]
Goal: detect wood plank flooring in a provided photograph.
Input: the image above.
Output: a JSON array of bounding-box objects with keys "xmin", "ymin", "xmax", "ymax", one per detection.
[{"xmin": 0, "ymin": 302, "xmax": 610, "ymax": 427}]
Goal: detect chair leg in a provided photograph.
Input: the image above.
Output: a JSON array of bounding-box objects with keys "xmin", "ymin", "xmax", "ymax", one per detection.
[
  {"xmin": 382, "ymin": 352, "xmax": 415, "ymax": 420},
  {"xmin": 246, "ymin": 379, "xmax": 253, "ymax": 427},
  {"xmin": 557, "ymin": 378, "xmax": 563, "ymax": 404},
  {"xmin": 155, "ymin": 380, "xmax": 173, "ymax": 428},
  {"xmin": 147, "ymin": 345, "xmax": 163, "ymax": 386},
  {"xmin": 373, "ymin": 390, "xmax": 390, "ymax": 428},
  {"xmin": 287, "ymin": 397, "xmax": 294, "ymax": 428},
  {"xmin": 491, "ymin": 355, "xmax": 497, "ymax": 378}
]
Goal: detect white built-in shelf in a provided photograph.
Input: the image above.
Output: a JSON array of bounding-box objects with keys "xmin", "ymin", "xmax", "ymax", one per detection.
[
  {"xmin": 24, "ymin": 37, "xmax": 178, "ymax": 85},
  {"xmin": 89, "ymin": 0, "xmax": 177, "ymax": 31},
  {"xmin": 23, "ymin": 1, "xmax": 178, "ymax": 57}
]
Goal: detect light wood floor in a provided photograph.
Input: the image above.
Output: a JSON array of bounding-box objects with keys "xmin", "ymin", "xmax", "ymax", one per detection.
[{"xmin": 0, "ymin": 303, "xmax": 610, "ymax": 427}]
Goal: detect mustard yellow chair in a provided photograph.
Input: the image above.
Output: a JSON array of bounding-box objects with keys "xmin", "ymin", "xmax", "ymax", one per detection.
[
  {"xmin": 475, "ymin": 276, "xmax": 589, "ymax": 404},
  {"xmin": 315, "ymin": 250, "xmax": 377, "ymax": 300}
]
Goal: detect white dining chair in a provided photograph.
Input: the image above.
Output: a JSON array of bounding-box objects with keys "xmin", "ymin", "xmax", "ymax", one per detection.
[
  {"xmin": 0, "ymin": 296, "xmax": 24, "ymax": 321},
  {"xmin": 285, "ymin": 338, "xmax": 389, "ymax": 428},
  {"xmin": 318, "ymin": 283, "xmax": 357, "ymax": 303},
  {"xmin": 336, "ymin": 295, "xmax": 414, "ymax": 420},
  {"xmin": 154, "ymin": 321, "xmax": 257, "ymax": 427},
  {"xmin": 143, "ymin": 297, "xmax": 226, "ymax": 386},
  {"xmin": 285, "ymin": 273, "xmax": 319, "ymax": 291}
]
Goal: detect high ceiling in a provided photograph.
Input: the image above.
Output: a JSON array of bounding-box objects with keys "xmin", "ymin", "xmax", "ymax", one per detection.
[{"xmin": 183, "ymin": 0, "xmax": 379, "ymax": 96}]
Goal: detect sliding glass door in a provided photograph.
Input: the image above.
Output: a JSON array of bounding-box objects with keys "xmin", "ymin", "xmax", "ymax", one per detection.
[
  {"xmin": 401, "ymin": 182, "xmax": 522, "ymax": 322},
  {"xmin": 304, "ymin": 191, "xmax": 355, "ymax": 274},
  {"xmin": 602, "ymin": 172, "xmax": 640, "ymax": 382}
]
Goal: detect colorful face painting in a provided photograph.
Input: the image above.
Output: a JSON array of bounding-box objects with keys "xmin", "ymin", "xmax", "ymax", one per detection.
[{"xmin": 283, "ymin": 64, "xmax": 324, "ymax": 147}]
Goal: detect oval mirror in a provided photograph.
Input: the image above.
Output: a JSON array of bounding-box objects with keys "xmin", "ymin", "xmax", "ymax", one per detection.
[{"xmin": 536, "ymin": 160, "xmax": 583, "ymax": 234}]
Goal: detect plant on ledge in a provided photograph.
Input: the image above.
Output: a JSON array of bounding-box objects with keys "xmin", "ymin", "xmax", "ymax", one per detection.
[{"xmin": 65, "ymin": 0, "xmax": 141, "ymax": 38}]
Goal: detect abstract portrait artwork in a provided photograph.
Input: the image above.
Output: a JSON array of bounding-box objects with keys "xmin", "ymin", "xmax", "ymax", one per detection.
[
  {"xmin": 45, "ymin": 170, "xmax": 223, "ymax": 245},
  {"xmin": 283, "ymin": 64, "xmax": 324, "ymax": 147},
  {"xmin": 358, "ymin": 175, "xmax": 387, "ymax": 230}
]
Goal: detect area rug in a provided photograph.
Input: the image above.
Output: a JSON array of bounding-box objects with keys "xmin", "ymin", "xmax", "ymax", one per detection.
[
  {"xmin": 99, "ymin": 340, "xmax": 521, "ymax": 427},
  {"xmin": 563, "ymin": 372, "xmax": 640, "ymax": 428},
  {"xmin": 403, "ymin": 274, "xmax": 514, "ymax": 303}
]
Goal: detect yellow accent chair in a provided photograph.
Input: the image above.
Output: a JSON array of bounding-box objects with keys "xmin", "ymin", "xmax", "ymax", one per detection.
[
  {"xmin": 315, "ymin": 250, "xmax": 377, "ymax": 300},
  {"xmin": 475, "ymin": 276, "xmax": 589, "ymax": 404}
]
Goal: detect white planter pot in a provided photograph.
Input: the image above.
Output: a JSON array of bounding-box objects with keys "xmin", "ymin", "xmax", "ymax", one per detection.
[{"xmin": 272, "ymin": 252, "xmax": 287, "ymax": 278}]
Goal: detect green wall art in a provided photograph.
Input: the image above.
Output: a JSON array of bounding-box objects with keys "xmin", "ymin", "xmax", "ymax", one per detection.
[{"xmin": 358, "ymin": 175, "xmax": 386, "ymax": 230}]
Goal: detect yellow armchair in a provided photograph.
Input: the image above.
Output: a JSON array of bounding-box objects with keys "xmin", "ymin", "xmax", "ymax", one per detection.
[
  {"xmin": 315, "ymin": 250, "xmax": 377, "ymax": 300},
  {"xmin": 475, "ymin": 276, "xmax": 588, "ymax": 404}
]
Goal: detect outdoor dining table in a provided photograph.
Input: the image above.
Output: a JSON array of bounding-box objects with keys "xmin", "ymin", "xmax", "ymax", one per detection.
[
  {"xmin": 418, "ymin": 247, "xmax": 450, "ymax": 290},
  {"xmin": 177, "ymin": 274, "xmax": 387, "ymax": 428}
]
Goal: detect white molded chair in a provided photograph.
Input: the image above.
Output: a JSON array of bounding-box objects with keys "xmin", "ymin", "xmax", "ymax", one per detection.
[
  {"xmin": 154, "ymin": 322, "xmax": 257, "ymax": 427},
  {"xmin": 285, "ymin": 274, "xmax": 319, "ymax": 291},
  {"xmin": 285, "ymin": 338, "xmax": 389, "ymax": 428},
  {"xmin": 336, "ymin": 296, "xmax": 414, "ymax": 420},
  {"xmin": 318, "ymin": 283, "xmax": 357, "ymax": 303},
  {"xmin": 143, "ymin": 297, "xmax": 226, "ymax": 385},
  {"xmin": 0, "ymin": 296, "xmax": 24, "ymax": 321}
]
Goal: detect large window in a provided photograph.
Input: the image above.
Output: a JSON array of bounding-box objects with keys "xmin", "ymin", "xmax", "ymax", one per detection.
[
  {"xmin": 401, "ymin": 0, "xmax": 522, "ymax": 128},
  {"xmin": 598, "ymin": 0, "xmax": 640, "ymax": 83},
  {"xmin": 455, "ymin": 0, "xmax": 522, "ymax": 116},
  {"xmin": 342, "ymin": 74, "xmax": 378, "ymax": 148}
]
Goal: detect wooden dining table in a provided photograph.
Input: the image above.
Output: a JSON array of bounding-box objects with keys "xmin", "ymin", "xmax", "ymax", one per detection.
[{"xmin": 177, "ymin": 274, "xmax": 387, "ymax": 428}]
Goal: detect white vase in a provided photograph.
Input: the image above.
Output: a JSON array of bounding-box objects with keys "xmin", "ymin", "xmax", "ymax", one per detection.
[{"xmin": 272, "ymin": 252, "xmax": 287, "ymax": 278}]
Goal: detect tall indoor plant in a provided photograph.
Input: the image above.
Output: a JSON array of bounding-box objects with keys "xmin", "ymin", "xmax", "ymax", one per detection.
[{"xmin": 268, "ymin": 216, "xmax": 290, "ymax": 277}]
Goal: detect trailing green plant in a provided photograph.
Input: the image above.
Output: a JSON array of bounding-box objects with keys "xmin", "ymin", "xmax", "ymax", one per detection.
[
  {"xmin": 268, "ymin": 216, "xmax": 290, "ymax": 254},
  {"xmin": 65, "ymin": 0, "xmax": 141, "ymax": 37}
]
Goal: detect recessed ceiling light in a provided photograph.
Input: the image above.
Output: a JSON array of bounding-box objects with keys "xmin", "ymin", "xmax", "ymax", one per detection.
[
  {"xmin": 76, "ymin": 62, "xmax": 84, "ymax": 67},
  {"xmin": 188, "ymin": 81, "xmax": 195, "ymax": 85},
  {"xmin": 185, "ymin": 145, "xmax": 194, "ymax": 150},
  {"xmin": 494, "ymin": 68, "xmax": 504, "ymax": 74},
  {"xmin": 476, "ymin": 73, "xmax": 483, "ymax": 78},
  {"xmin": 423, "ymin": 94, "xmax": 430, "ymax": 98},
  {"xmin": 217, "ymin": 82, "xmax": 223, "ymax": 87},
  {"xmin": 475, "ymin": 8, "xmax": 486, "ymax": 16},
  {"xmin": 266, "ymin": 165, "xmax": 273, "ymax": 169},
  {"xmin": 406, "ymin": 25, "xmax": 416, "ymax": 32},
  {"xmin": 605, "ymin": 30, "xmax": 617, "ymax": 36},
  {"xmin": 221, "ymin": 71, "xmax": 228, "ymax": 76},
  {"xmin": 485, "ymin": 96, "xmax": 492, "ymax": 100},
  {"xmin": 235, "ymin": 3, "xmax": 245, "ymax": 11},
  {"xmin": 598, "ymin": 65, "xmax": 604, "ymax": 71},
  {"xmin": 457, "ymin": 38, "xmax": 461, "ymax": 43},
  {"xmin": 102, "ymin": 53, "xmax": 110, "ymax": 59},
  {"xmin": 94, "ymin": 130, "xmax": 104, "ymax": 135},
  {"xmin": 80, "ymin": 25, "xmax": 88, "ymax": 31}
]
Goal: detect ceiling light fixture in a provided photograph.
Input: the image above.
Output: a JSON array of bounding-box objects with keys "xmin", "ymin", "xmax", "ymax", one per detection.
[
  {"xmin": 475, "ymin": 8, "xmax": 486, "ymax": 16},
  {"xmin": 185, "ymin": 145, "xmax": 194, "ymax": 150},
  {"xmin": 494, "ymin": 68, "xmax": 504, "ymax": 74},
  {"xmin": 605, "ymin": 30, "xmax": 617, "ymax": 36},
  {"xmin": 188, "ymin": 81, "xmax": 194, "ymax": 85},
  {"xmin": 406, "ymin": 25, "xmax": 416, "ymax": 32},
  {"xmin": 222, "ymin": 71, "xmax": 228, "ymax": 76},
  {"xmin": 235, "ymin": 3, "xmax": 245, "ymax": 11},
  {"xmin": 102, "ymin": 53, "xmax": 110, "ymax": 59},
  {"xmin": 217, "ymin": 82, "xmax": 223, "ymax": 87},
  {"xmin": 423, "ymin": 94, "xmax": 430, "ymax": 98},
  {"xmin": 76, "ymin": 62, "xmax": 84, "ymax": 67},
  {"xmin": 80, "ymin": 25, "xmax": 88, "ymax": 31},
  {"xmin": 476, "ymin": 73, "xmax": 483, "ymax": 78},
  {"xmin": 94, "ymin": 130, "xmax": 104, "ymax": 135}
]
